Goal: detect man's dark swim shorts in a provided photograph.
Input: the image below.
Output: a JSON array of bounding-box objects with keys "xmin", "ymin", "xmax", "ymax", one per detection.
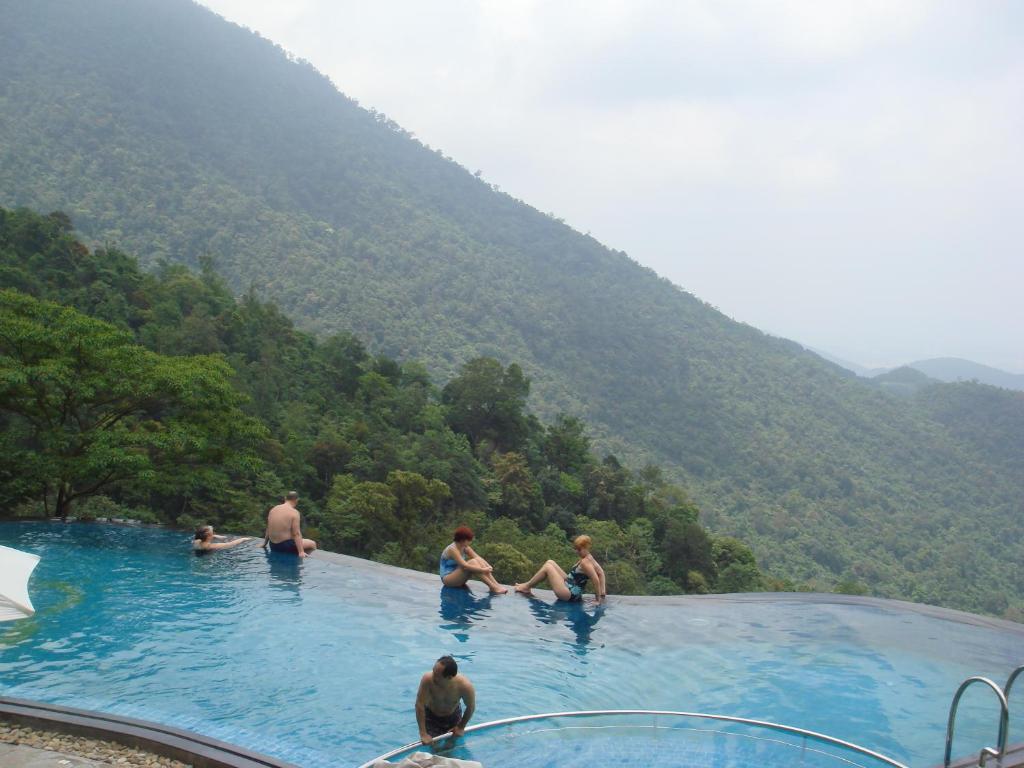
[
  {"xmin": 425, "ymin": 705, "xmax": 462, "ymax": 737},
  {"xmin": 269, "ymin": 539, "xmax": 300, "ymax": 554}
]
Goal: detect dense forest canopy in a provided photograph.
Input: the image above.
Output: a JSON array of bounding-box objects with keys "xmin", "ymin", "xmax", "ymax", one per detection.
[
  {"xmin": 0, "ymin": 206, "xmax": 770, "ymax": 597},
  {"xmin": 0, "ymin": 2, "xmax": 1022, "ymax": 618}
]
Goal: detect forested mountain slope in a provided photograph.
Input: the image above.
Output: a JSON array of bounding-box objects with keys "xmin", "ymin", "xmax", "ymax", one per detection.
[
  {"xmin": 2, "ymin": 206, "xmax": 767, "ymax": 596},
  {"xmin": 1, "ymin": 0, "xmax": 1021, "ymax": 616}
]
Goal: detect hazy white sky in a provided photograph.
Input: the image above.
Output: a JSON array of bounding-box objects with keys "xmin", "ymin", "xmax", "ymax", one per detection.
[{"xmin": 201, "ymin": 0, "xmax": 1023, "ymax": 372}]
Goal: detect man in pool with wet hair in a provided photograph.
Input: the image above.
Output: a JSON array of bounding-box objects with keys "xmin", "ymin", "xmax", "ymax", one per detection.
[{"xmin": 415, "ymin": 655, "xmax": 476, "ymax": 745}]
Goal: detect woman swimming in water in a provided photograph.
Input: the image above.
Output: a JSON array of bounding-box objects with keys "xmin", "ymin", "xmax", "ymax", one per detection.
[
  {"xmin": 515, "ymin": 534, "xmax": 606, "ymax": 602},
  {"xmin": 439, "ymin": 526, "xmax": 508, "ymax": 594},
  {"xmin": 192, "ymin": 526, "xmax": 254, "ymax": 554}
]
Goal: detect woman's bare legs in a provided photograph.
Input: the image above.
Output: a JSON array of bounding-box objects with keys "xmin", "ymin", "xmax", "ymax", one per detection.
[
  {"xmin": 442, "ymin": 568, "xmax": 471, "ymax": 588},
  {"xmin": 442, "ymin": 557, "xmax": 508, "ymax": 594},
  {"xmin": 515, "ymin": 560, "xmax": 571, "ymax": 600},
  {"xmin": 467, "ymin": 556, "xmax": 508, "ymax": 594}
]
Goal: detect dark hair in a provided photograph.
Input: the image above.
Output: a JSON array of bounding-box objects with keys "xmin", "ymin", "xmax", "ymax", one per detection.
[
  {"xmin": 194, "ymin": 525, "xmax": 212, "ymax": 541},
  {"xmin": 453, "ymin": 526, "xmax": 474, "ymax": 543},
  {"xmin": 286, "ymin": 490, "xmax": 299, "ymax": 500},
  {"xmin": 437, "ymin": 655, "xmax": 458, "ymax": 678}
]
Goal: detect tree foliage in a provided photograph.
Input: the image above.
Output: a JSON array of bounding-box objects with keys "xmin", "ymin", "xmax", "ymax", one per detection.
[
  {"xmin": 0, "ymin": 207, "xmax": 763, "ymax": 597},
  {"xmin": 0, "ymin": 0, "xmax": 1022, "ymax": 616},
  {"xmin": 0, "ymin": 288, "xmax": 262, "ymax": 518}
]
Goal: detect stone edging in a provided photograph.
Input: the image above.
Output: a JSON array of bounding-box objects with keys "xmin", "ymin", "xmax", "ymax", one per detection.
[
  {"xmin": 0, "ymin": 697, "xmax": 298, "ymax": 768},
  {"xmin": 0, "ymin": 720, "xmax": 188, "ymax": 766}
]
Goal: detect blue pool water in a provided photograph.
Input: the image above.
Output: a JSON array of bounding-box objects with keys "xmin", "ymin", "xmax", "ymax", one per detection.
[
  {"xmin": 377, "ymin": 713, "xmax": 914, "ymax": 768},
  {"xmin": 0, "ymin": 522, "xmax": 1021, "ymax": 767}
]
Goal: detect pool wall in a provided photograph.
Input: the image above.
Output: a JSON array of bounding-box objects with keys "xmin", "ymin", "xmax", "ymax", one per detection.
[{"xmin": 0, "ymin": 696, "xmax": 297, "ymax": 768}]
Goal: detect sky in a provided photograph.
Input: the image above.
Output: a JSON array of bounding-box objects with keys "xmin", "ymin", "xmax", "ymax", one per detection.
[{"xmin": 200, "ymin": 1, "xmax": 1024, "ymax": 373}]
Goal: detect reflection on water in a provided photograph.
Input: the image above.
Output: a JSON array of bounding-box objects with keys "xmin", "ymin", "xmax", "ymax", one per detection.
[
  {"xmin": 1, "ymin": 522, "xmax": 1021, "ymax": 768},
  {"xmin": 0, "ymin": 581, "xmax": 84, "ymax": 647},
  {"xmin": 266, "ymin": 551, "xmax": 303, "ymax": 599},
  {"xmin": 526, "ymin": 597, "xmax": 606, "ymax": 654},
  {"xmin": 439, "ymin": 586, "xmax": 492, "ymax": 642}
]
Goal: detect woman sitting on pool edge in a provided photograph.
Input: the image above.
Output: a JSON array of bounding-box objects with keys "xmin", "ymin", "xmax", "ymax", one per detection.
[
  {"xmin": 440, "ymin": 526, "xmax": 508, "ymax": 594},
  {"xmin": 192, "ymin": 526, "xmax": 254, "ymax": 554},
  {"xmin": 515, "ymin": 535, "xmax": 606, "ymax": 603}
]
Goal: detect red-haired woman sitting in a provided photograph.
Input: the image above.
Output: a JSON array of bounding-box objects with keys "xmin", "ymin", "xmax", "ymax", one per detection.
[{"xmin": 439, "ymin": 526, "xmax": 507, "ymax": 594}]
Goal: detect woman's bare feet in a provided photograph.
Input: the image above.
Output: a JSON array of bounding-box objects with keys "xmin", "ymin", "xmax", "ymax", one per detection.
[
  {"xmin": 491, "ymin": 585, "xmax": 509, "ymax": 595},
  {"xmin": 514, "ymin": 583, "xmax": 532, "ymax": 595}
]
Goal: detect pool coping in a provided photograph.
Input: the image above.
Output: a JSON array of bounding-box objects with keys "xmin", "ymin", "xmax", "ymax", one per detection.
[
  {"xmin": 0, "ymin": 696, "xmax": 299, "ymax": 768},
  {"xmin": 308, "ymin": 548, "xmax": 1024, "ymax": 635},
  {"xmin": 6, "ymin": 518, "xmax": 1024, "ymax": 635}
]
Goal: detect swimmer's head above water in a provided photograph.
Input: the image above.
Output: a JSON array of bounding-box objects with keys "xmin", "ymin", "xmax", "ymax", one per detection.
[{"xmin": 433, "ymin": 655, "xmax": 458, "ymax": 683}]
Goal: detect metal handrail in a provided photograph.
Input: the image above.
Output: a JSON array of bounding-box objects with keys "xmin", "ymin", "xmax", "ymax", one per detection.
[
  {"xmin": 1006, "ymin": 665, "xmax": 1024, "ymax": 701},
  {"xmin": 944, "ymin": 677, "xmax": 1009, "ymax": 768},
  {"xmin": 357, "ymin": 709, "xmax": 911, "ymax": 768}
]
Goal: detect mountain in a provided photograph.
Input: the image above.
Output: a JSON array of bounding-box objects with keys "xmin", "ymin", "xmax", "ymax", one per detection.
[
  {"xmin": 811, "ymin": 347, "xmax": 1024, "ymax": 392},
  {"xmin": 1, "ymin": 0, "xmax": 1022, "ymax": 616},
  {"xmin": 904, "ymin": 358, "xmax": 1024, "ymax": 392},
  {"xmin": 805, "ymin": 347, "xmax": 878, "ymax": 377},
  {"xmin": 871, "ymin": 366, "xmax": 937, "ymax": 397}
]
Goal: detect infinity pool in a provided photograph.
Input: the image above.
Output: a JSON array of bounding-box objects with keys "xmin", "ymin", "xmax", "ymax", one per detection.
[{"xmin": 0, "ymin": 523, "xmax": 1020, "ymax": 767}]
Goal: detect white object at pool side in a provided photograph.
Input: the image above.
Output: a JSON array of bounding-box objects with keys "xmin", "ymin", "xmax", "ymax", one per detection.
[{"xmin": 0, "ymin": 544, "xmax": 40, "ymax": 621}]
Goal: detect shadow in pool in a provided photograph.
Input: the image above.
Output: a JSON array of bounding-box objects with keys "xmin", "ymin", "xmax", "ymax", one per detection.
[
  {"xmin": 439, "ymin": 586, "xmax": 492, "ymax": 642},
  {"xmin": 526, "ymin": 597, "xmax": 606, "ymax": 654}
]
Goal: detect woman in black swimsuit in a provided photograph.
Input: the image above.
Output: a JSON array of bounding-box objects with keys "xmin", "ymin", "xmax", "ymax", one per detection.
[{"xmin": 514, "ymin": 535, "xmax": 606, "ymax": 602}]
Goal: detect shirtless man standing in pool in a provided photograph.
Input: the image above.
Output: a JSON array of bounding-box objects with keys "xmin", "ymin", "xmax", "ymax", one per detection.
[
  {"xmin": 416, "ymin": 656, "xmax": 476, "ymax": 745},
  {"xmin": 262, "ymin": 491, "xmax": 317, "ymax": 557}
]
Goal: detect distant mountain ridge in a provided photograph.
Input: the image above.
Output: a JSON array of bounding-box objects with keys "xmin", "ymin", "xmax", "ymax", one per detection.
[
  {"xmin": 812, "ymin": 348, "xmax": 1024, "ymax": 392},
  {"xmin": 902, "ymin": 358, "xmax": 1024, "ymax": 392},
  {"xmin": 1, "ymin": 0, "xmax": 1022, "ymax": 616}
]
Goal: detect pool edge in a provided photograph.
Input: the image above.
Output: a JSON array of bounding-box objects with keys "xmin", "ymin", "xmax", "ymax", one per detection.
[
  {"xmin": 6, "ymin": 518, "xmax": 1023, "ymax": 635},
  {"xmin": 0, "ymin": 696, "xmax": 300, "ymax": 768}
]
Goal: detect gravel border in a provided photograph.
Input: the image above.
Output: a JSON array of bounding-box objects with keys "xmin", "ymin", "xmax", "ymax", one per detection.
[{"xmin": 0, "ymin": 722, "xmax": 189, "ymax": 767}]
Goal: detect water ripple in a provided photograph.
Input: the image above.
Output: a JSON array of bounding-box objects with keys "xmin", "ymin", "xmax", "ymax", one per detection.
[{"xmin": 1, "ymin": 522, "xmax": 1020, "ymax": 768}]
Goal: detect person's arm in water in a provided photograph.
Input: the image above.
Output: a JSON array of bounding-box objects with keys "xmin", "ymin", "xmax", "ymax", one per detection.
[
  {"xmin": 415, "ymin": 674, "xmax": 433, "ymax": 745},
  {"xmin": 454, "ymin": 678, "xmax": 476, "ymax": 737},
  {"xmin": 205, "ymin": 537, "xmax": 254, "ymax": 551},
  {"xmin": 262, "ymin": 515, "xmax": 270, "ymax": 549},
  {"xmin": 291, "ymin": 512, "xmax": 306, "ymax": 559}
]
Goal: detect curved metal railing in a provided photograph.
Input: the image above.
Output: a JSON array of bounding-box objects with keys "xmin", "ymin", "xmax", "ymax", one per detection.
[
  {"xmin": 943, "ymin": 677, "xmax": 1009, "ymax": 768},
  {"xmin": 1006, "ymin": 665, "xmax": 1024, "ymax": 702},
  {"xmin": 357, "ymin": 709, "xmax": 911, "ymax": 768}
]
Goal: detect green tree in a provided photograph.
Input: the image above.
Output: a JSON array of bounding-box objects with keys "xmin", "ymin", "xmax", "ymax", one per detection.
[
  {"xmin": 543, "ymin": 414, "xmax": 591, "ymax": 473},
  {"xmin": 322, "ymin": 474, "xmax": 396, "ymax": 555},
  {"xmin": 379, "ymin": 470, "xmax": 451, "ymax": 567},
  {"xmin": 0, "ymin": 289, "xmax": 262, "ymax": 518},
  {"xmin": 712, "ymin": 536, "xmax": 758, "ymax": 573},
  {"xmin": 474, "ymin": 541, "xmax": 533, "ymax": 583},
  {"xmin": 490, "ymin": 451, "xmax": 544, "ymax": 529},
  {"xmin": 441, "ymin": 357, "xmax": 530, "ymax": 451},
  {"xmin": 603, "ymin": 560, "xmax": 645, "ymax": 595},
  {"xmin": 716, "ymin": 563, "xmax": 764, "ymax": 593},
  {"xmin": 660, "ymin": 519, "xmax": 716, "ymax": 588}
]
